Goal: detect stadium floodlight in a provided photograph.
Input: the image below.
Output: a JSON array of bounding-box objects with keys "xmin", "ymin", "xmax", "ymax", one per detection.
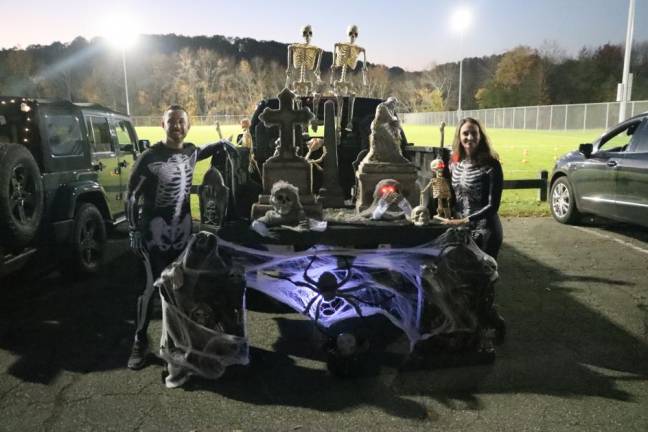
[
  {"xmin": 450, "ymin": 6, "xmax": 473, "ymax": 118},
  {"xmin": 102, "ymin": 19, "xmax": 138, "ymax": 116}
]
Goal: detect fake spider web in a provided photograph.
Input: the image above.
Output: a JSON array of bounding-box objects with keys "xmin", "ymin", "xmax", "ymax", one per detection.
[
  {"xmin": 217, "ymin": 227, "xmax": 498, "ymax": 348},
  {"xmin": 156, "ymin": 228, "xmax": 498, "ymax": 384}
]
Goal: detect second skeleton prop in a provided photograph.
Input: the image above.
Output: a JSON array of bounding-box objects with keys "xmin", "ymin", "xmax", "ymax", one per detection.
[
  {"xmin": 331, "ymin": 25, "xmax": 367, "ymax": 131},
  {"xmin": 421, "ymin": 122, "xmax": 452, "ymax": 219}
]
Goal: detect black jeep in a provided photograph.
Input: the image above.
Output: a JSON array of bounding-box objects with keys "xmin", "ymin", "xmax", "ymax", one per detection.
[{"xmin": 0, "ymin": 97, "xmax": 145, "ymax": 277}]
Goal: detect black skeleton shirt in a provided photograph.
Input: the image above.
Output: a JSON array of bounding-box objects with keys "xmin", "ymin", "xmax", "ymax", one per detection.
[
  {"xmin": 126, "ymin": 141, "xmax": 233, "ymax": 253},
  {"xmin": 450, "ymin": 159, "xmax": 503, "ymax": 224}
]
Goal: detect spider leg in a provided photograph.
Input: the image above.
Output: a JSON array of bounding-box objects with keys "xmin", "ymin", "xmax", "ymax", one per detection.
[
  {"xmin": 339, "ymin": 294, "xmax": 364, "ymax": 318},
  {"xmin": 343, "ymin": 293, "xmax": 395, "ymax": 308},
  {"xmin": 336, "ymin": 256, "xmax": 353, "ymax": 288},
  {"xmin": 264, "ymin": 272, "xmax": 319, "ymax": 293},
  {"xmin": 302, "ymin": 255, "xmax": 318, "ymax": 286},
  {"xmin": 303, "ymin": 294, "xmax": 320, "ymax": 316},
  {"xmin": 314, "ymin": 298, "xmax": 323, "ymax": 324}
]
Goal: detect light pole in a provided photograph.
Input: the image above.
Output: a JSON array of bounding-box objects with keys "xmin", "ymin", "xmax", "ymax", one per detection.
[
  {"xmin": 451, "ymin": 7, "xmax": 473, "ymax": 121},
  {"xmin": 104, "ymin": 22, "xmax": 137, "ymax": 116},
  {"xmin": 618, "ymin": 0, "xmax": 635, "ymax": 122},
  {"xmin": 121, "ymin": 48, "xmax": 130, "ymax": 116}
]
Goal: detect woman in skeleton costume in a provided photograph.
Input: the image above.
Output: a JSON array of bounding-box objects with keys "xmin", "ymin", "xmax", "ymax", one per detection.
[
  {"xmin": 438, "ymin": 117, "xmax": 503, "ymax": 258},
  {"xmin": 437, "ymin": 117, "xmax": 505, "ymax": 340},
  {"xmin": 126, "ymin": 105, "xmax": 238, "ymax": 370}
]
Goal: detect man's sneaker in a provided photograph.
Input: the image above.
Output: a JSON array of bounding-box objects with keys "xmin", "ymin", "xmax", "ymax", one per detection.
[{"xmin": 127, "ymin": 338, "xmax": 149, "ymax": 370}]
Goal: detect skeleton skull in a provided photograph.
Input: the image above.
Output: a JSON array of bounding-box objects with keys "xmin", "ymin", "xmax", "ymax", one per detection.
[
  {"xmin": 347, "ymin": 25, "xmax": 359, "ymax": 40},
  {"xmin": 430, "ymin": 158, "xmax": 445, "ymax": 175},
  {"xmin": 190, "ymin": 303, "xmax": 215, "ymax": 328},
  {"xmin": 270, "ymin": 181, "xmax": 300, "ymax": 216},
  {"xmin": 302, "ymin": 24, "xmax": 313, "ymax": 42},
  {"xmin": 411, "ymin": 205, "xmax": 431, "ymax": 226}
]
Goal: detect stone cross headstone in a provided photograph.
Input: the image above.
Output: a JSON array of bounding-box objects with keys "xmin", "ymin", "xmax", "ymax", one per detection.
[
  {"xmin": 259, "ymin": 88, "xmax": 314, "ymax": 160},
  {"xmin": 251, "ymin": 88, "xmax": 323, "ymax": 220}
]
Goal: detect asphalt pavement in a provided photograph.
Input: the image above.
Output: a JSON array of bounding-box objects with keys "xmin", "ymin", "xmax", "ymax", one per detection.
[{"xmin": 1, "ymin": 217, "xmax": 648, "ymax": 432}]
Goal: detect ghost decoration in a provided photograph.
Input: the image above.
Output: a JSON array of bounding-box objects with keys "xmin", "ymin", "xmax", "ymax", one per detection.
[{"xmin": 360, "ymin": 179, "xmax": 413, "ymax": 221}]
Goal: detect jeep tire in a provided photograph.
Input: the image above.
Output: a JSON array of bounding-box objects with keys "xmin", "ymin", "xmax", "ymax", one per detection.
[
  {"xmin": 0, "ymin": 143, "xmax": 44, "ymax": 249},
  {"xmin": 66, "ymin": 203, "xmax": 106, "ymax": 275}
]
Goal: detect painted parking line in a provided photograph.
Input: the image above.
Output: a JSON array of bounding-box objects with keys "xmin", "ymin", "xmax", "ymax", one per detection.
[{"xmin": 572, "ymin": 226, "xmax": 648, "ymax": 256}]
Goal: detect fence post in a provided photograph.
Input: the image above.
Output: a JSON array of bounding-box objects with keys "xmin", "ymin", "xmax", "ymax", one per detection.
[
  {"xmin": 549, "ymin": 105, "xmax": 554, "ymax": 131},
  {"xmin": 583, "ymin": 104, "xmax": 587, "ymax": 130},
  {"xmin": 539, "ymin": 170, "xmax": 548, "ymax": 202},
  {"xmin": 536, "ymin": 106, "xmax": 540, "ymax": 130},
  {"xmin": 564, "ymin": 105, "xmax": 568, "ymax": 130},
  {"xmin": 605, "ymin": 102, "xmax": 610, "ymax": 129},
  {"xmin": 523, "ymin": 107, "xmax": 527, "ymax": 129}
]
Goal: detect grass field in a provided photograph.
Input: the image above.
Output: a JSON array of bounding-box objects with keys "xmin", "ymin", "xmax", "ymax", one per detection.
[{"xmin": 136, "ymin": 124, "xmax": 606, "ymax": 217}]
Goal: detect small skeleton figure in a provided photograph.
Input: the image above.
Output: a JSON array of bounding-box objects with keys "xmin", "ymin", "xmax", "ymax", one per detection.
[
  {"xmin": 410, "ymin": 205, "xmax": 431, "ymax": 226},
  {"xmin": 286, "ymin": 25, "xmax": 323, "ymax": 97},
  {"xmin": 331, "ymin": 25, "xmax": 368, "ymax": 131},
  {"xmin": 361, "ymin": 179, "xmax": 412, "ymax": 220},
  {"xmin": 251, "ymin": 180, "xmax": 307, "ymax": 237},
  {"xmin": 421, "ymin": 158, "xmax": 452, "ymax": 219}
]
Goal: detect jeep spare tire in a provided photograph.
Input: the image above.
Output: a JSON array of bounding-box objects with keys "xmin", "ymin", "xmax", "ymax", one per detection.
[{"xmin": 0, "ymin": 143, "xmax": 44, "ymax": 248}]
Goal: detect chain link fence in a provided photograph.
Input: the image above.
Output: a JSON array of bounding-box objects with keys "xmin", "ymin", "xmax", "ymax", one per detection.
[
  {"xmin": 402, "ymin": 100, "xmax": 648, "ymax": 130},
  {"xmin": 131, "ymin": 114, "xmax": 248, "ymax": 127}
]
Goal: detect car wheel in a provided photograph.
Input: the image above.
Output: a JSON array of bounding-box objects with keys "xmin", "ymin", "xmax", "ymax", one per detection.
[
  {"xmin": 67, "ymin": 203, "xmax": 107, "ymax": 275},
  {"xmin": 0, "ymin": 143, "xmax": 44, "ymax": 248},
  {"xmin": 550, "ymin": 177, "xmax": 580, "ymax": 224}
]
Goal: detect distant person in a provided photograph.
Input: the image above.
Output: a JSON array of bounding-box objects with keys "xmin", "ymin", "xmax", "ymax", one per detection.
[
  {"xmin": 437, "ymin": 117, "xmax": 505, "ymax": 339},
  {"xmin": 125, "ymin": 105, "xmax": 238, "ymax": 370}
]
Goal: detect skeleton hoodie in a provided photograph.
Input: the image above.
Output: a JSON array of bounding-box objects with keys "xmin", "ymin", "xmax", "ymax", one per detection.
[{"xmin": 126, "ymin": 140, "xmax": 234, "ymax": 253}]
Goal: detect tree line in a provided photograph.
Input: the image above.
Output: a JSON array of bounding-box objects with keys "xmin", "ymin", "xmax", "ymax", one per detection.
[{"xmin": 1, "ymin": 34, "xmax": 646, "ymax": 116}]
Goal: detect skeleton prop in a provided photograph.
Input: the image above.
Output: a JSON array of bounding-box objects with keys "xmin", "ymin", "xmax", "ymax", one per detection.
[
  {"xmin": 421, "ymin": 122, "xmax": 452, "ymax": 219},
  {"xmin": 158, "ymin": 231, "xmax": 248, "ymax": 388},
  {"xmin": 331, "ymin": 25, "xmax": 367, "ymax": 131},
  {"xmin": 410, "ymin": 205, "xmax": 431, "ymax": 226}
]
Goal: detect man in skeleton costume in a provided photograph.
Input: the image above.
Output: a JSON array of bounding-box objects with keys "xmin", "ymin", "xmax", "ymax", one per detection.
[{"xmin": 126, "ymin": 105, "xmax": 239, "ymax": 370}]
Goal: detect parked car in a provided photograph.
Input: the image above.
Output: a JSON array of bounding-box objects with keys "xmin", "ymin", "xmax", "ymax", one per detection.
[
  {"xmin": 549, "ymin": 111, "xmax": 648, "ymax": 227},
  {"xmin": 0, "ymin": 97, "xmax": 147, "ymax": 277}
]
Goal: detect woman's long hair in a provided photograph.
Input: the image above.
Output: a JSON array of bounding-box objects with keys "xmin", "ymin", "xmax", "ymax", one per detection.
[{"xmin": 451, "ymin": 117, "xmax": 499, "ymax": 166}]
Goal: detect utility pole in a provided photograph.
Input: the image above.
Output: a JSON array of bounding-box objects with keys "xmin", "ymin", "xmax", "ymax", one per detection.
[{"xmin": 618, "ymin": 0, "xmax": 635, "ymax": 122}]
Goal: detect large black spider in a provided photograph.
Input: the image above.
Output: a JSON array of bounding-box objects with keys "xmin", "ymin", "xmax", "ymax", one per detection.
[{"xmin": 265, "ymin": 255, "xmax": 395, "ymax": 322}]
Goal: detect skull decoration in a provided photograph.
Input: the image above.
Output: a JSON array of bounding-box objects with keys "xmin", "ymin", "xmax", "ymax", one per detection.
[
  {"xmin": 410, "ymin": 205, "xmax": 430, "ymax": 226},
  {"xmin": 270, "ymin": 180, "xmax": 300, "ymax": 216},
  {"xmin": 190, "ymin": 303, "xmax": 216, "ymax": 329}
]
